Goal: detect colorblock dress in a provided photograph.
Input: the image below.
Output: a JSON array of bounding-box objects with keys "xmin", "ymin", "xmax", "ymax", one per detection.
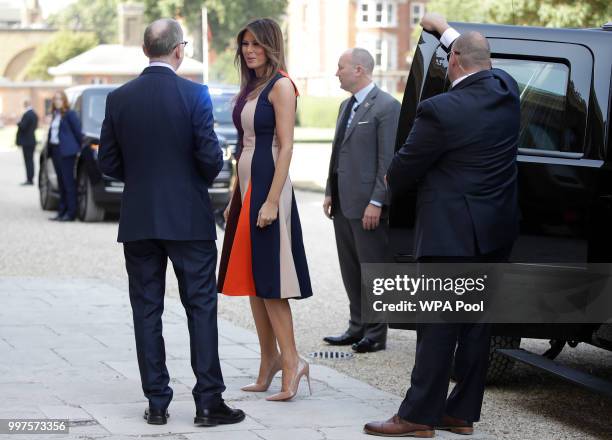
[{"xmin": 218, "ymin": 72, "xmax": 313, "ymax": 300}]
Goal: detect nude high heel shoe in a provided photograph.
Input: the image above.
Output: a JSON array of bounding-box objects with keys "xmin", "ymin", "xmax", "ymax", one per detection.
[
  {"xmin": 265, "ymin": 358, "xmax": 312, "ymax": 401},
  {"xmin": 241, "ymin": 357, "xmax": 282, "ymax": 392}
]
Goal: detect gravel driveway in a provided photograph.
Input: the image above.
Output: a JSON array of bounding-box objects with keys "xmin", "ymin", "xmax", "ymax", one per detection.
[{"xmin": 1, "ymin": 148, "xmax": 610, "ymax": 439}]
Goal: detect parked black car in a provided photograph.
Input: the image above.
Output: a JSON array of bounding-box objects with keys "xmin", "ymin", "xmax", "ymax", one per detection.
[
  {"xmin": 209, "ymin": 84, "xmax": 239, "ymax": 153},
  {"xmin": 38, "ymin": 84, "xmax": 236, "ymax": 222},
  {"xmin": 391, "ymin": 22, "xmax": 612, "ymax": 393}
]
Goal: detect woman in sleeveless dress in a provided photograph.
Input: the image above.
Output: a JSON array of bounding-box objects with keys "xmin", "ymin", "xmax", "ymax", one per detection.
[{"xmin": 218, "ymin": 18, "xmax": 313, "ymax": 401}]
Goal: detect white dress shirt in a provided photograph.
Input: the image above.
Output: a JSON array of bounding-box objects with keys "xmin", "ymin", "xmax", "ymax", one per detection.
[
  {"xmin": 440, "ymin": 27, "xmax": 475, "ymax": 88},
  {"xmin": 50, "ymin": 113, "xmax": 61, "ymax": 144},
  {"xmin": 347, "ymin": 81, "xmax": 375, "ymax": 128},
  {"xmin": 149, "ymin": 61, "xmax": 175, "ymax": 72}
]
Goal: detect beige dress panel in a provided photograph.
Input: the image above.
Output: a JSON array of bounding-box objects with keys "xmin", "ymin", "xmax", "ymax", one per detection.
[{"xmin": 237, "ymin": 93, "xmax": 302, "ymax": 299}]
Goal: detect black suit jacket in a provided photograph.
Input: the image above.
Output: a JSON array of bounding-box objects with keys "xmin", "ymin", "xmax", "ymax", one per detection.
[
  {"xmin": 387, "ymin": 68, "xmax": 521, "ymax": 257},
  {"xmin": 99, "ymin": 66, "xmax": 223, "ymax": 242},
  {"xmin": 16, "ymin": 109, "xmax": 38, "ymax": 147}
]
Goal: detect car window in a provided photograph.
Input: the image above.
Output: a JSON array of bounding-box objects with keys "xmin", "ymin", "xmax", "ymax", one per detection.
[
  {"xmin": 211, "ymin": 93, "xmax": 234, "ymax": 125},
  {"xmin": 82, "ymin": 90, "xmax": 110, "ymax": 136},
  {"xmin": 492, "ymin": 58, "xmax": 572, "ymax": 152},
  {"xmin": 73, "ymin": 95, "xmax": 82, "ymax": 116}
]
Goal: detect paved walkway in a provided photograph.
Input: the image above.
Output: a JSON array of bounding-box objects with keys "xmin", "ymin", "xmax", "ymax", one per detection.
[{"xmin": 0, "ymin": 277, "xmax": 492, "ymax": 439}]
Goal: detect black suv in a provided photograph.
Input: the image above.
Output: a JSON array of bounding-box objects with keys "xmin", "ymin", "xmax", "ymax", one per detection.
[
  {"xmin": 209, "ymin": 84, "xmax": 239, "ymax": 153},
  {"xmin": 38, "ymin": 84, "xmax": 235, "ymax": 222},
  {"xmin": 391, "ymin": 23, "xmax": 612, "ymax": 392}
]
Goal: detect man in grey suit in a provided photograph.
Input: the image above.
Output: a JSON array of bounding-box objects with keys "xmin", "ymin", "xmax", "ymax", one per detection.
[{"xmin": 323, "ymin": 48, "xmax": 400, "ymax": 353}]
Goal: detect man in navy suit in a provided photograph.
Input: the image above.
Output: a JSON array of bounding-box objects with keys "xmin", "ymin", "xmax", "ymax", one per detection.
[
  {"xmin": 364, "ymin": 13, "xmax": 520, "ymax": 437},
  {"xmin": 99, "ymin": 18, "xmax": 244, "ymax": 427},
  {"xmin": 16, "ymin": 100, "xmax": 38, "ymax": 185}
]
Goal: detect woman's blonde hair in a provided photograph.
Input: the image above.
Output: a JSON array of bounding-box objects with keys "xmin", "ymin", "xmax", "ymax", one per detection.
[
  {"xmin": 53, "ymin": 90, "xmax": 70, "ymax": 115},
  {"xmin": 235, "ymin": 18, "xmax": 287, "ymax": 100}
]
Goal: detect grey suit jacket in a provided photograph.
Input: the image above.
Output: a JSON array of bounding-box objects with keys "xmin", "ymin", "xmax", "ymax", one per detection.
[{"xmin": 326, "ymin": 85, "xmax": 401, "ymax": 220}]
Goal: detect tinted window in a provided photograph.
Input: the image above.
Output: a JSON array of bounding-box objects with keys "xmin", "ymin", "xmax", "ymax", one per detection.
[
  {"xmin": 211, "ymin": 93, "xmax": 234, "ymax": 125},
  {"xmin": 492, "ymin": 59, "xmax": 571, "ymax": 152},
  {"xmin": 82, "ymin": 90, "xmax": 110, "ymax": 136},
  {"xmin": 73, "ymin": 95, "xmax": 82, "ymax": 116}
]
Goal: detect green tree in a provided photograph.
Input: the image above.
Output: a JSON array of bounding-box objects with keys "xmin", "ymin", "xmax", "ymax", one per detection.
[
  {"xmin": 209, "ymin": 48, "xmax": 239, "ymax": 84},
  {"xmin": 25, "ymin": 31, "xmax": 99, "ymax": 80},
  {"xmin": 47, "ymin": 0, "xmax": 118, "ymax": 44},
  {"xmin": 205, "ymin": 0, "xmax": 288, "ymax": 52},
  {"xmin": 144, "ymin": 0, "xmax": 288, "ymax": 61},
  {"xmin": 426, "ymin": 0, "xmax": 611, "ymax": 28},
  {"xmin": 424, "ymin": 0, "xmax": 493, "ymax": 23},
  {"xmin": 488, "ymin": 0, "xmax": 612, "ymax": 28},
  {"xmin": 143, "ymin": 0, "xmax": 163, "ymax": 23}
]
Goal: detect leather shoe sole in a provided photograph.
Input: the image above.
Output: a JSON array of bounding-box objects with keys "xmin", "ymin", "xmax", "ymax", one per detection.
[
  {"xmin": 436, "ymin": 415, "xmax": 474, "ymax": 435},
  {"xmin": 352, "ymin": 340, "xmax": 386, "ymax": 353},
  {"xmin": 323, "ymin": 334, "xmax": 361, "ymax": 346},
  {"xmin": 363, "ymin": 426, "xmax": 434, "ymax": 437},
  {"xmin": 143, "ymin": 409, "xmax": 168, "ymax": 425},
  {"xmin": 437, "ymin": 425, "xmax": 474, "ymax": 435},
  {"xmin": 194, "ymin": 410, "xmax": 245, "ymax": 427}
]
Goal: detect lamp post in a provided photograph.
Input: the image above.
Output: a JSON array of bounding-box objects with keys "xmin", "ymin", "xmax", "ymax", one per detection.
[{"xmin": 202, "ymin": 6, "xmax": 209, "ymax": 84}]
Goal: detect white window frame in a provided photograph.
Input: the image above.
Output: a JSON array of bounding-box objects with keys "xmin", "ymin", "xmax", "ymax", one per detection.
[
  {"xmin": 357, "ymin": 0, "xmax": 397, "ymax": 28},
  {"xmin": 356, "ymin": 32, "xmax": 397, "ymax": 71},
  {"xmin": 360, "ymin": 1, "xmax": 369, "ymax": 24},
  {"xmin": 411, "ymin": 2, "xmax": 425, "ymax": 26},
  {"xmin": 375, "ymin": 39, "xmax": 384, "ymax": 68}
]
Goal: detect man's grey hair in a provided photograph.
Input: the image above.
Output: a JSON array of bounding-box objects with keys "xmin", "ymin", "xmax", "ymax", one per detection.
[
  {"xmin": 452, "ymin": 31, "xmax": 491, "ymax": 70},
  {"xmin": 350, "ymin": 48, "xmax": 375, "ymax": 75},
  {"xmin": 143, "ymin": 19, "xmax": 183, "ymax": 58}
]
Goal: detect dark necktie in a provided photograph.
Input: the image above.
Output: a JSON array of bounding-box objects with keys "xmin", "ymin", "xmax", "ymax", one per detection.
[{"xmin": 331, "ymin": 95, "xmax": 356, "ymax": 173}]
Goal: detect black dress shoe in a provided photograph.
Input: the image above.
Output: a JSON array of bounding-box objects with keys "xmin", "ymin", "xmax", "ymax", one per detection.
[
  {"xmin": 323, "ymin": 331, "xmax": 362, "ymax": 346},
  {"xmin": 352, "ymin": 337, "xmax": 386, "ymax": 353},
  {"xmin": 143, "ymin": 407, "xmax": 169, "ymax": 425},
  {"xmin": 194, "ymin": 401, "xmax": 245, "ymax": 426},
  {"xmin": 20, "ymin": 181, "xmax": 34, "ymax": 186},
  {"xmin": 57, "ymin": 214, "xmax": 75, "ymax": 222}
]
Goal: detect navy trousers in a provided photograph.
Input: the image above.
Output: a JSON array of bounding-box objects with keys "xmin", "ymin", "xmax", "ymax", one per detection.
[
  {"xmin": 123, "ymin": 239, "xmax": 225, "ymax": 411},
  {"xmin": 50, "ymin": 145, "xmax": 77, "ymax": 219},
  {"xmin": 397, "ymin": 245, "xmax": 512, "ymax": 425},
  {"xmin": 21, "ymin": 143, "xmax": 35, "ymax": 183}
]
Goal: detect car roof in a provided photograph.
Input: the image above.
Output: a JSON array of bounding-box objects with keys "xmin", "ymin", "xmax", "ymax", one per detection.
[
  {"xmin": 208, "ymin": 83, "xmax": 239, "ymax": 96},
  {"xmin": 65, "ymin": 82, "xmax": 238, "ymax": 93},
  {"xmin": 450, "ymin": 22, "xmax": 612, "ymax": 49},
  {"xmin": 65, "ymin": 84, "xmax": 121, "ymax": 93},
  {"xmin": 64, "ymin": 82, "xmax": 238, "ymax": 104}
]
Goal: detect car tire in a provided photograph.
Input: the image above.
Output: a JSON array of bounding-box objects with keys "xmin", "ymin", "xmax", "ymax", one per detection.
[
  {"xmin": 77, "ymin": 168, "xmax": 105, "ymax": 222},
  {"xmin": 484, "ymin": 336, "xmax": 521, "ymax": 384},
  {"xmin": 451, "ymin": 335, "xmax": 521, "ymax": 385},
  {"xmin": 39, "ymin": 159, "xmax": 58, "ymax": 211}
]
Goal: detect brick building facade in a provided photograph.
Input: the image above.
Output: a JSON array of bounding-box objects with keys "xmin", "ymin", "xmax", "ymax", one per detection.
[{"xmin": 287, "ymin": 0, "xmax": 426, "ymax": 96}]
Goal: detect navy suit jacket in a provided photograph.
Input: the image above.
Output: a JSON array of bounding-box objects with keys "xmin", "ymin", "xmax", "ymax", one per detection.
[
  {"xmin": 16, "ymin": 109, "xmax": 38, "ymax": 147},
  {"xmin": 47, "ymin": 110, "xmax": 82, "ymax": 157},
  {"xmin": 387, "ymin": 68, "xmax": 521, "ymax": 257},
  {"xmin": 99, "ymin": 66, "xmax": 223, "ymax": 243}
]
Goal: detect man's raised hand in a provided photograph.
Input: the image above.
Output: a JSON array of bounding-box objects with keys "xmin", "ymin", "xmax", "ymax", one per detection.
[{"xmin": 420, "ymin": 13, "xmax": 450, "ymax": 35}]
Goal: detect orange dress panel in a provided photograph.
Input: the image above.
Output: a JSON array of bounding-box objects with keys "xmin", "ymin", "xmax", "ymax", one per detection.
[{"xmin": 222, "ymin": 182, "xmax": 256, "ymax": 296}]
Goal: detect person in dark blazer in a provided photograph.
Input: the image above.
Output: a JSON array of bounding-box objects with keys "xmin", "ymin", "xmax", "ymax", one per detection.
[
  {"xmin": 322, "ymin": 48, "xmax": 400, "ymax": 353},
  {"xmin": 47, "ymin": 91, "xmax": 82, "ymax": 221},
  {"xmin": 99, "ymin": 18, "xmax": 244, "ymax": 427},
  {"xmin": 364, "ymin": 13, "xmax": 520, "ymax": 437},
  {"xmin": 16, "ymin": 99, "xmax": 38, "ymax": 185}
]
